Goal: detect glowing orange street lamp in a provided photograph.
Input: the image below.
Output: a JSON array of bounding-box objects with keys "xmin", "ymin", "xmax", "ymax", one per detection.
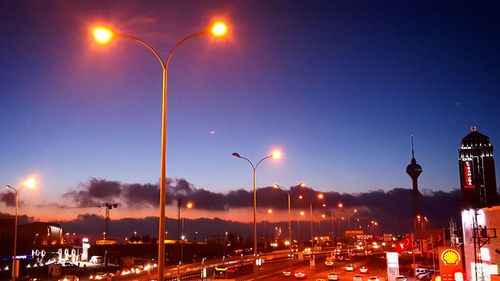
[
  {"xmin": 92, "ymin": 21, "xmax": 228, "ymax": 281},
  {"xmin": 92, "ymin": 26, "xmax": 114, "ymax": 44},
  {"xmin": 232, "ymin": 150, "xmax": 282, "ymax": 264},
  {"xmin": 5, "ymin": 176, "xmax": 37, "ymax": 281},
  {"xmin": 210, "ymin": 21, "xmax": 228, "ymax": 37}
]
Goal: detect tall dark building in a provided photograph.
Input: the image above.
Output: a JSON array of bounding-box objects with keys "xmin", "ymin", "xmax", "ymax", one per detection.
[
  {"xmin": 406, "ymin": 136, "xmax": 423, "ymax": 234},
  {"xmin": 459, "ymin": 126, "xmax": 498, "ymax": 208}
]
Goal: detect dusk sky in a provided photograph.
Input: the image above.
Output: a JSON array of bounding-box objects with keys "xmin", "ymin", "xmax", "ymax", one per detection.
[{"xmin": 1, "ymin": 1, "xmax": 499, "ymax": 223}]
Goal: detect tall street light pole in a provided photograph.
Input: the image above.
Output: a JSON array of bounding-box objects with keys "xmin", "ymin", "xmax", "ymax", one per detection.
[
  {"xmin": 5, "ymin": 177, "xmax": 36, "ymax": 281},
  {"xmin": 232, "ymin": 151, "xmax": 281, "ymax": 267},
  {"xmin": 92, "ymin": 22, "xmax": 229, "ymax": 281}
]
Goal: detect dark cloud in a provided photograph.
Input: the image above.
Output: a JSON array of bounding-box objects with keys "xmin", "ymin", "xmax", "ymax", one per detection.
[
  {"xmin": 1, "ymin": 192, "xmax": 16, "ymax": 207},
  {"xmin": 122, "ymin": 183, "xmax": 158, "ymax": 207},
  {"xmin": 0, "ymin": 212, "xmax": 34, "ymax": 224},
  {"xmin": 56, "ymin": 214, "xmax": 253, "ymax": 241},
  {"xmin": 59, "ymin": 177, "xmax": 461, "ymax": 234},
  {"xmin": 63, "ymin": 178, "xmax": 121, "ymax": 207}
]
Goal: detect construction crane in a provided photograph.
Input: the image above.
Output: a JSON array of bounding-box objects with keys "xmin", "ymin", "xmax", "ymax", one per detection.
[{"xmin": 97, "ymin": 203, "xmax": 118, "ymax": 239}]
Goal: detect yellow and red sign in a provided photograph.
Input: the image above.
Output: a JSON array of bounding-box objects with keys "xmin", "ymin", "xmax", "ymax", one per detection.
[{"xmin": 438, "ymin": 247, "xmax": 463, "ymax": 281}]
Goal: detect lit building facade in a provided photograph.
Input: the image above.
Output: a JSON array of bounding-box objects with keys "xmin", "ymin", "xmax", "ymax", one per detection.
[
  {"xmin": 461, "ymin": 207, "xmax": 499, "ymax": 281},
  {"xmin": 459, "ymin": 127, "xmax": 499, "ymax": 281},
  {"xmin": 459, "ymin": 126, "xmax": 497, "ymax": 208}
]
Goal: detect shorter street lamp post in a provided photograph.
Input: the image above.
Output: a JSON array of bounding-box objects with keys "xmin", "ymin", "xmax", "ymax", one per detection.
[
  {"xmin": 178, "ymin": 200, "xmax": 193, "ymax": 265},
  {"xmin": 273, "ymin": 183, "xmax": 304, "ymax": 267},
  {"xmin": 299, "ymin": 210, "xmax": 305, "ymax": 242},
  {"xmin": 232, "ymin": 151, "xmax": 282, "ymax": 266},
  {"xmin": 298, "ymin": 187, "xmax": 323, "ymax": 267},
  {"xmin": 5, "ymin": 177, "xmax": 36, "ymax": 281}
]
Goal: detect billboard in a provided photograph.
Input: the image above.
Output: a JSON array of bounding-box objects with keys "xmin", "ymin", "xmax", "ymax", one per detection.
[
  {"xmin": 386, "ymin": 252, "xmax": 399, "ymax": 281},
  {"xmin": 462, "ymin": 161, "xmax": 474, "ymax": 188}
]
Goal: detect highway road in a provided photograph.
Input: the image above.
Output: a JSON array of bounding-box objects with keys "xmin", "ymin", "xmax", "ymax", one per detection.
[
  {"xmin": 235, "ymin": 252, "xmax": 388, "ymax": 281},
  {"xmin": 71, "ymin": 250, "xmax": 390, "ymax": 281}
]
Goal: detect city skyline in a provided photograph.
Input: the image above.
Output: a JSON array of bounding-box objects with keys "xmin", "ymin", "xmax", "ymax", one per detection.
[{"xmin": 1, "ymin": 1, "xmax": 499, "ymax": 223}]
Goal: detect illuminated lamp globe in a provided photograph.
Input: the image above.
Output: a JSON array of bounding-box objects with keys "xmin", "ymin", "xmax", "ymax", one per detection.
[
  {"xmin": 210, "ymin": 21, "xmax": 228, "ymax": 37},
  {"xmin": 23, "ymin": 177, "xmax": 36, "ymax": 189},
  {"xmin": 92, "ymin": 26, "xmax": 114, "ymax": 44},
  {"xmin": 271, "ymin": 150, "xmax": 282, "ymax": 159}
]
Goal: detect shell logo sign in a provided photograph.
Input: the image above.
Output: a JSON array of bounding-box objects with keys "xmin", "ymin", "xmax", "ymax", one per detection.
[
  {"xmin": 441, "ymin": 249, "xmax": 461, "ymax": 265},
  {"xmin": 438, "ymin": 247, "xmax": 463, "ymax": 281}
]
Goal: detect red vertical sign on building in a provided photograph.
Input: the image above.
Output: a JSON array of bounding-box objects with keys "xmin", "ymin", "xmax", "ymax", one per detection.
[{"xmin": 463, "ymin": 161, "xmax": 474, "ymax": 188}]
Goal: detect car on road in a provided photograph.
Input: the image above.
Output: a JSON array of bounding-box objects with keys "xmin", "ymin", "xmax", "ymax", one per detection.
[
  {"xmin": 360, "ymin": 266, "xmax": 369, "ymax": 274},
  {"xmin": 368, "ymin": 276, "xmax": 380, "ymax": 281},
  {"xmin": 325, "ymin": 256, "xmax": 335, "ymax": 266},
  {"xmin": 346, "ymin": 265, "xmax": 354, "ymax": 271},
  {"xmin": 295, "ymin": 271, "xmax": 307, "ymax": 279},
  {"xmin": 90, "ymin": 273, "xmax": 114, "ymax": 280},
  {"xmin": 328, "ymin": 272, "xmax": 340, "ymax": 281},
  {"xmin": 283, "ymin": 269, "xmax": 292, "ymax": 277},
  {"xmin": 58, "ymin": 276, "xmax": 79, "ymax": 281},
  {"xmin": 396, "ymin": 275, "xmax": 407, "ymax": 281},
  {"xmin": 353, "ymin": 274, "xmax": 363, "ymax": 281}
]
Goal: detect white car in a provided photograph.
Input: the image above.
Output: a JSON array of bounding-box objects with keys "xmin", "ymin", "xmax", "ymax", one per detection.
[
  {"xmin": 283, "ymin": 269, "xmax": 292, "ymax": 277},
  {"xmin": 396, "ymin": 275, "xmax": 406, "ymax": 281},
  {"xmin": 360, "ymin": 266, "xmax": 369, "ymax": 274},
  {"xmin": 368, "ymin": 276, "xmax": 380, "ymax": 281},
  {"xmin": 295, "ymin": 271, "xmax": 307, "ymax": 279},
  {"xmin": 353, "ymin": 275, "xmax": 363, "ymax": 281},
  {"xmin": 346, "ymin": 265, "xmax": 354, "ymax": 272},
  {"xmin": 58, "ymin": 276, "xmax": 79, "ymax": 281},
  {"xmin": 328, "ymin": 273, "xmax": 340, "ymax": 281}
]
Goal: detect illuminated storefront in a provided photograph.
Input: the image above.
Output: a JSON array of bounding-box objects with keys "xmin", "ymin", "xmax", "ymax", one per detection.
[{"xmin": 461, "ymin": 207, "xmax": 499, "ymax": 281}]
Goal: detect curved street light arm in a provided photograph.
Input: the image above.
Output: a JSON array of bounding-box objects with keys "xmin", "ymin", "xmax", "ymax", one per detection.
[
  {"xmin": 273, "ymin": 184, "xmax": 285, "ymax": 191},
  {"xmin": 254, "ymin": 155, "xmax": 272, "ymax": 171},
  {"xmin": 6, "ymin": 184, "xmax": 15, "ymax": 192},
  {"xmin": 118, "ymin": 34, "xmax": 166, "ymax": 70},
  {"xmin": 237, "ymin": 155, "xmax": 257, "ymax": 172},
  {"xmin": 165, "ymin": 31, "xmax": 208, "ymax": 70}
]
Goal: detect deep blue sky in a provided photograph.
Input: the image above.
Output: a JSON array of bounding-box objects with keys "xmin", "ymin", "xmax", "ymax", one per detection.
[{"xmin": 1, "ymin": 1, "xmax": 499, "ymax": 214}]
